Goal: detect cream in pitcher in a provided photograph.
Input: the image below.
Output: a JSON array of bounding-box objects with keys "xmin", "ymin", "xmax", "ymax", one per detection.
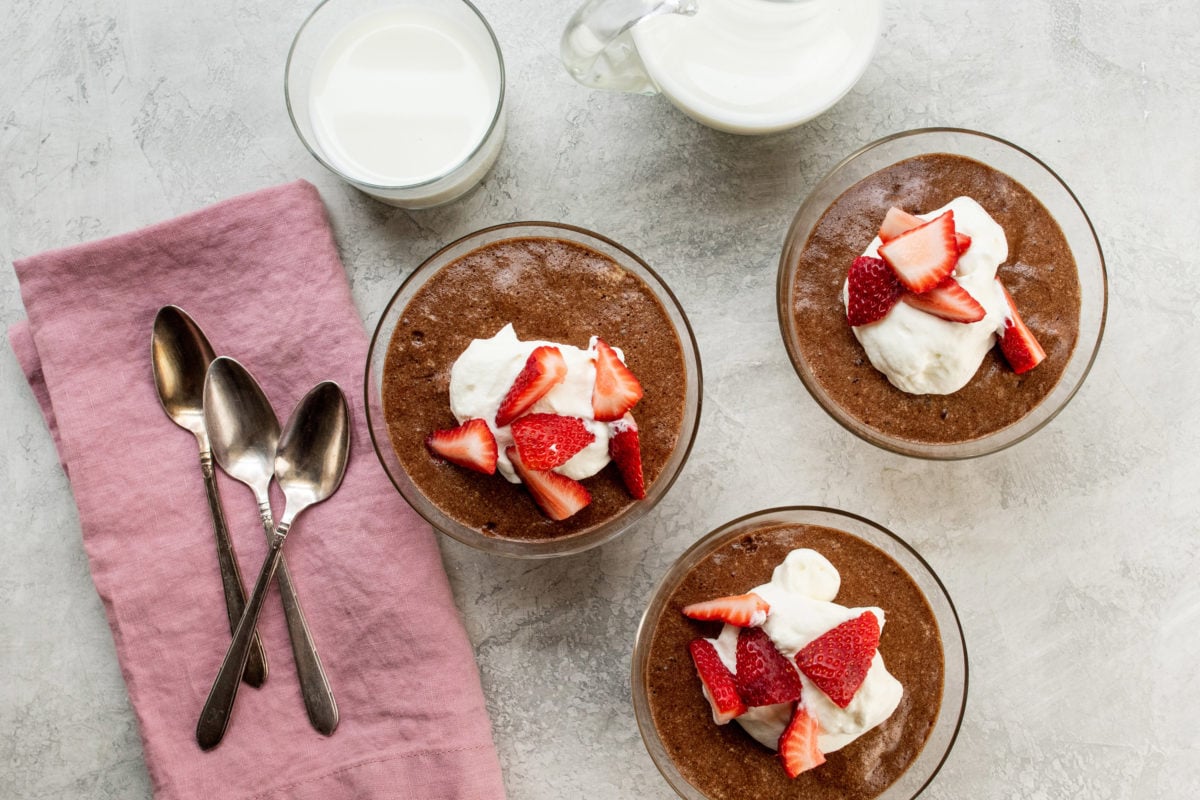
[{"xmin": 561, "ymin": 0, "xmax": 883, "ymax": 134}]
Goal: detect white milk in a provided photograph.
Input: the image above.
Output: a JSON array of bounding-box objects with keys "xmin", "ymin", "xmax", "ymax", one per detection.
[
  {"xmin": 630, "ymin": 0, "xmax": 882, "ymax": 134},
  {"xmin": 308, "ymin": 6, "xmax": 503, "ymax": 200}
]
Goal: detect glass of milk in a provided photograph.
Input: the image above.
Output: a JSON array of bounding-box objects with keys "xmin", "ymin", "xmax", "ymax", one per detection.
[{"xmin": 286, "ymin": 0, "xmax": 505, "ymax": 208}]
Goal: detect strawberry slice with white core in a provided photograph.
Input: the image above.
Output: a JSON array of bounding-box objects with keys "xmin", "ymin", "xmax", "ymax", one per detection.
[
  {"xmin": 425, "ymin": 418, "xmax": 498, "ymax": 475},
  {"xmin": 735, "ymin": 627, "xmax": 802, "ymax": 707},
  {"xmin": 608, "ymin": 413, "xmax": 645, "ymax": 499},
  {"xmin": 879, "ymin": 206, "xmax": 971, "ymax": 254},
  {"xmin": 878, "ymin": 206, "xmax": 926, "ymax": 242},
  {"xmin": 900, "ymin": 276, "xmax": 986, "ymax": 323},
  {"xmin": 846, "ymin": 256, "xmax": 904, "ymax": 326},
  {"xmin": 495, "ymin": 346, "xmax": 568, "ymax": 427},
  {"xmin": 682, "ymin": 593, "xmax": 770, "ymax": 628},
  {"xmin": 506, "ymin": 446, "xmax": 591, "ymax": 521},
  {"xmin": 998, "ymin": 284, "xmax": 1047, "ymax": 374},
  {"xmin": 688, "ymin": 638, "xmax": 748, "ymax": 724},
  {"xmin": 511, "ymin": 413, "xmax": 594, "ymax": 471},
  {"xmin": 778, "ymin": 703, "xmax": 825, "ymax": 778},
  {"xmin": 795, "ymin": 611, "xmax": 880, "ymax": 709},
  {"xmin": 591, "ymin": 339, "xmax": 644, "ymax": 421},
  {"xmin": 877, "ymin": 210, "xmax": 960, "ymax": 294}
]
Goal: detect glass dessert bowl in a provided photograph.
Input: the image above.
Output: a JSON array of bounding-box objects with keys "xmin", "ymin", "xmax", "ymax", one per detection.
[
  {"xmin": 778, "ymin": 128, "xmax": 1107, "ymax": 459},
  {"xmin": 365, "ymin": 222, "xmax": 702, "ymax": 558},
  {"xmin": 632, "ymin": 506, "xmax": 967, "ymax": 800}
]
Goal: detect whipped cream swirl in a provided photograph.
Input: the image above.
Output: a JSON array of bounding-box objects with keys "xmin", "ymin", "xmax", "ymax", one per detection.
[
  {"xmin": 449, "ymin": 323, "xmax": 620, "ymax": 483},
  {"xmin": 844, "ymin": 196, "xmax": 1011, "ymax": 395},
  {"xmin": 708, "ymin": 549, "xmax": 903, "ymax": 754}
]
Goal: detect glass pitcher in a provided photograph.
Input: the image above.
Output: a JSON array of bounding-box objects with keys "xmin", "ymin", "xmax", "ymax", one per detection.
[{"xmin": 561, "ymin": 0, "xmax": 883, "ymax": 135}]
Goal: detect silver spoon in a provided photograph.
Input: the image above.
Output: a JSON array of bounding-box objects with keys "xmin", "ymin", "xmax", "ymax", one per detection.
[
  {"xmin": 196, "ymin": 381, "xmax": 350, "ymax": 750},
  {"xmin": 150, "ymin": 306, "xmax": 267, "ymax": 687},
  {"xmin": 203, "ymin": 357, "xmax": 339, "ymax": 736}
]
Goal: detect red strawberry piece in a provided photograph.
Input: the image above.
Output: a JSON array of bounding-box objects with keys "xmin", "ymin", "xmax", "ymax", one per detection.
[
  {"xmin": 591, "ymin": 339, "xmax": 644, "ymax": 422},
  {"xmin": 795, "ymin": 611, "xmax": 880, "ymax": 708},
  {"xmin": 778, "ymin": 703, "xmax": 825, "ymax": 778},
  {"xmin": 900, "ymin": 276, "xmax": 986, "ymax": 324},
  {"xmin": 880, "ymin": 206, "xmax": 972, "ymax": 255},
  {"xmin": 506, "ymin": 446, "xmax": 591, "ymax": 521},
  {"xmin": 425, "ymin": 418, "xmax": 498, "ymax": 475},
  {"xmin": 688, "ymin": 638, "xmax": 748, "ymax": 724},
  {"xmin": 495, "ymin": 346, "xmax": 568, "ymax": 427},
  {"xmin": 511, "ymin": 413, "xmax": 594, "ymax": 470},
  {"xmin": 878, "ymin": 206, "xmax": 925, "ymax": 242},
  {"xmin": 735, "ymin": 627, "xmax": 802, "ymax": 707},
  {"xmin": 682, "ymin": 592, "xmax": 770, "ymax": 628},
  {"xmin": 846, "ymin": 256, "xmax": 903, "ymax": 326},
  {"xmin": 877, "ymin": 211, "xmax": 959, "ymax": 294},
  {"xmin": 998, "ymin": 284, "xmax": 1047, "ymax": 374},
  {"xmin": 608, "ymin": 413, "xmax": 645, "ymax": 499}
]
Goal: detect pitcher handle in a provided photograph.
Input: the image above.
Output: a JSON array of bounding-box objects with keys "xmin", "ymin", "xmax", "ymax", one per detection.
[{"xmin": 560, "ymin": 0, "xmax": 698, "ymax": 95}]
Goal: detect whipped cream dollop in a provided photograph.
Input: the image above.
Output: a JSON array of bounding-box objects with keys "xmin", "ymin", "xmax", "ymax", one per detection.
[
  {"xmin": 708, "ymin": 549, "xmax": 903, "ymax": 754},
  {"xmin": 449, "ymin": 324, "xmax": 617, "ymax": 483},
  {"xmin": 845, "ymin": 197, "xmax": 1011, "ymax": 395}
]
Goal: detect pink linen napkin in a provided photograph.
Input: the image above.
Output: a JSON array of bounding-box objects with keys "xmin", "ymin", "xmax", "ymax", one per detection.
[{"xmin": 7, "ymin": 181, "xmax": 506, "ymax": 800}]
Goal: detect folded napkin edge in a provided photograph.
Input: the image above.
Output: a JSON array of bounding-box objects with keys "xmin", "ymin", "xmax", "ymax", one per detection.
[
  {"xmin": 7, "ymin": 317, "xmax": 68, "ymax": 473},
  {"xmin": 10, "ymin": 179, "xmax": 320, "ymax": 278}
]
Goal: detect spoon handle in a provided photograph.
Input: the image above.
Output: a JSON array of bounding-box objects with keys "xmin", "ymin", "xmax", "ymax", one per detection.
[
  {"xmin": 196, "ymin": 530, "xmax": 287, "ymax": 750},
  {"xmin": 258, "ymin": 504, "xmax": 340, "ymax": 735},
  {"xmin": 200, "ymin": 451, "xmax": 268, "ymax": 687}
]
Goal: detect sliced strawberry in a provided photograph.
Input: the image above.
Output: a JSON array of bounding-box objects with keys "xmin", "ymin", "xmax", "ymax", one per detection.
[
  {"xmin": 900, "ymin": 276, "xmax": 986, "ymax": 323},
  {"xmin": 795, "ymin": 611, "xmax": 880, "ymax": 708},
  {"xmin": 998, "ymin": 283, "xmax": 1046, "ymax": 374},
  {"xmin": 877, "ymin": 211, "xmax": 959, "ymax": 294},
  {"xmin": 511, "ymin": 413, "xmax": 594, "ymax": 470},
  {"xmin": 880, "ymin": 206, "xmax": 971, "ymax": 254},
  {"xmin": 608, "ymin": 413, "xmax": 645, "ymax": 499},
  {"xmin": 846, "ymin": 256, "xmax": 903, "ymax": 326},
  {"xmin": 591, "ymin": 339, "xmax": 644, "ymax": 422},
  {"xmin": 878, "ymin": 206, "xmax": 925, "ymax": 242},
  {"xmin": 506, "ymin": 446, "xmax": 591, "ymax": 521},
  {"xmin": 688, "ymin": 638, "xmax": 747, "ymax": 724},
  {"xmin": 682, "ymin": 593, "xmax": 770, "ymax": 628},
  {"xmin": 735, "ymin": 627, "xmax": 802, "ymax": 707},
  {"xmin": 425, "ymin": 418, "xmax": 497, "ymax": 475},
  {"xmin": 495, "ymin": 346, "xmax": 568, "ymax": 427},
  {"xmin": 778, "ymin": 703, "xmax": 825, "ymax": 778}
]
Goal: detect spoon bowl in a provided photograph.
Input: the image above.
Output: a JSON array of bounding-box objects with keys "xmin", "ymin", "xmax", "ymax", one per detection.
[
  {"xmin": 275, "ymin": 381, "xmax": 351, "ymax": 519},
  {"xmin": 153, "ymin": 306, "xmax": 216, "ymax": 439},
  {"xmin": 204, "ymin": 357, "xmax": 281, "ymax": 492}
]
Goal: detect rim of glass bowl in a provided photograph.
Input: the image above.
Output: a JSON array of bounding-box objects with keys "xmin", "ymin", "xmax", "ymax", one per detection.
[
  {"xmin": 284, "ymin": 0, "xmax": 506, "ymax": 193},
  {"xmin": 364, "ymin": 221, "xmax": 703, "ymax": 558},
  {"xmin": 776, "ymin": 127, "xmax": 1108, "ymax": 459},
  {"xmin": 631, "ymin": 505, "xmax": 968, "ymax": 800}
]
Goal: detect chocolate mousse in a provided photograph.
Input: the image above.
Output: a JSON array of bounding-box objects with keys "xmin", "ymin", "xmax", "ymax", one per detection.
[
  {"xmin": 788, "ymin": 153, "xmax": 1081, "ymax": 444},
  {"xmin": 643, "ymin": 523, "xmax": 944, "ymax": 800},
  {"xmin": 381, "ymin": 236, "xmax": 688, "ymax": 541}
]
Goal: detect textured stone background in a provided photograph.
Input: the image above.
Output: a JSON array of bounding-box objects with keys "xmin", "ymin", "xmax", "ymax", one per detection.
[{"xmin": 2, "ymin": 0, "xmax": 1197, "ymax": 798}]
